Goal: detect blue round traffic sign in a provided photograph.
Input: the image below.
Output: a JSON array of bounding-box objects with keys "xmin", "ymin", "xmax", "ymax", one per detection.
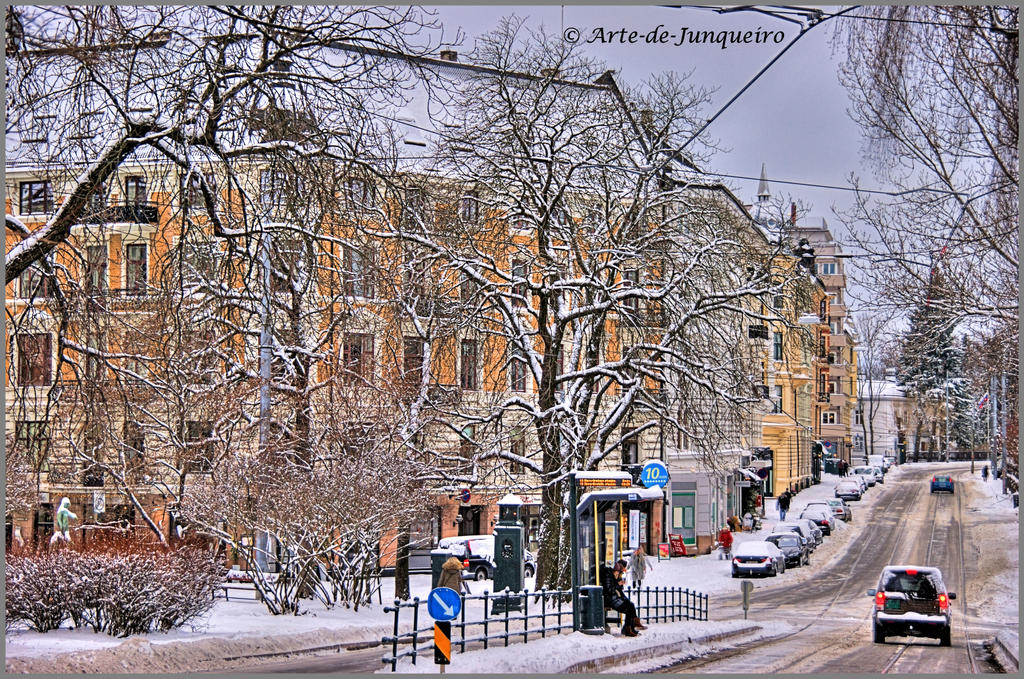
[
  {"xmin": 640, "ymin": 461, "xmax": 669, "ymax": 488},
  {"xmin": 427, "ymin": 587, "xmax": 462, "ymax": 621}
]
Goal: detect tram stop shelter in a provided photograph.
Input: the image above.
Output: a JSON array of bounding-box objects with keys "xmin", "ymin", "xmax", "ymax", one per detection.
[{"xmin": 569, "ymin": 471, "xmax": 665, "ymax": 630}]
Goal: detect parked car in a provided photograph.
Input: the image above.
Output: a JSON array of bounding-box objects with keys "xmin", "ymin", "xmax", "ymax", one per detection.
[
  {"xmin": 867, "ymin": 565, "xmax": 956, "ymax": 646},
  {"xmin": 764, "ymin": 531, "xmax": 810, "ymax": 568},
  {"xmin": 883, "ymin": 455, "xmax": 896, "ymax": 470},
  {"xmin": 775, "ymin": 521, "xmax": 818, "ymax": 550},
  {"xmin": 796, "ymin": 517, "xmax": 824, "ymax": 545},
  {"xmin": 731, "ymin": 540, "xmax": 786, "ymax": 578},
  {"xmin": 868, "ymin": 454, "xmax": 889, "ymax": 474},
  {"xmin": 835, "ymin": 480, "xmax": 863, "ymax": 502},
  {"xmin": 807, "ymin": 498, "xmax": 852, "ymax": 523},
  {"xmin": 852, "ymin": 467, "xmax": 878, "ymax": 486},
  {"xmin": 930, "ymin": 474, "xmax": 955, "ymax": 494},
  {"xmin": 799, "ymin": 507, "xmax": 836, "ymax": 536},
  {"xmin": 870, "ymin": 466, "xmax": 885, "ymax": 484},
  {"xmin": 437, "ymin": 535, "xmax": 537, "ymax": 580}
]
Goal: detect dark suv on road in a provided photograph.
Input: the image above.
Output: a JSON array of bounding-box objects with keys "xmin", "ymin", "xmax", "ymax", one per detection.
[{"xmin": 868, "ymin": 565, "xmax": 956, "ymax": 646}]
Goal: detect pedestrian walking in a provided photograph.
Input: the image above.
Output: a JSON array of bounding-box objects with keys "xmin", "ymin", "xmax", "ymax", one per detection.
[
  {"xmin": 437, "ymin": 556, "xmax": 470, "ymax": 594},
  {"xmin": 629, "ymin": 545, "xmax": 651, "ymax": 588},
  {"xmin": 602, "ymin": 559, "xmax": 644, "ymax": 637},
  {"xmin": 982, "ymin": 465, "xmax": 989, "ymax": 482},
  {"xmin": 716, "ymin": 524, "xmax": 734, "ymax": 560},
  {"xmin": 777, "ymin": 490, "xmax": 791, "ymax": 521}
]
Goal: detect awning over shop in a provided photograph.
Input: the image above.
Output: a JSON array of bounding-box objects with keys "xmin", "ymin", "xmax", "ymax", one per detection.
[
  {"xmin": 737, "ymin": 468, "xmax": 761, "ymax": 482},
  {"xmin": 576, "ymin": 486, "xmax": 664, "ymax": 518}
]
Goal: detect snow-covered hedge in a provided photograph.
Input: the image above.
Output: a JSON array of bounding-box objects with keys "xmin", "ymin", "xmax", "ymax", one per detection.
[{"xmin": 5, "ymin": 538, "xmax": 224, "ymax": 636}]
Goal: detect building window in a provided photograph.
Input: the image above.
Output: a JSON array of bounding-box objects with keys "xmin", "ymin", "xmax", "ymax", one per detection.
[
  {"xmin": 125, "ymin": 243, "xmax": 147, "ymax": 295},
  {"xmin": 459, "ymin": 191, "xmax": 479, "ymax": 223},
  {"xmin": 19, "ymin": 180, "xmax": 52, "ymax": 214},
  {"xmin": 854, "ymin": 408, "xmax": 863, "ymax": 426},
  {"xmin": 124, "ymin": 176, "xmax": 147, "ymax": 205},
  {"xmin": 821, "ymin": 411, "xmax": 837, "ymax": 425},
  {"xmin": 84, "ymin": 244, "xmax": 107, "ymax": 294},
  {"xmin": 17, "ymin": 333, "xmax": 52, "ymax": 386},
  {"xmin": 185, "ymin": 421, "xmax": 214, "ymax": 473},
  {"xmin": 15, "ymin": 421, "xmax": 49, "ymax": 470},
  {"xmin": 510, "ymin": 348, "xmax": 528, "ymax": 392},
  {"xmin": 403, "ymin": 187, "xmax": 425, "ymax": 223},
  {"xmin": 773, "ymin": 332, "xmax": 783, "ymax": 361},
  {"xmin": 123, "ymin": 421, "xmax": 145, "ymax": 472},
  {"xmin": 818, "ymin": 261, "xmax": 837, "ymax": 275},
  {"xmin": 622, "ymin": 429, "xmax": 639, "ymax": 465},
  {"xmin": 19, "ymin": 266, "xmax": 51, "ymax": 300},
  {"xmin": 403, "ymin": 337, "xmax": 425, "ymax": 384},
  {"xmin": 460, "ymin": 272, "xmax": 476, "ymax": 304},
  {"xmin": 344, "ymin": 177, "xmax": 375, "ymax": 208},
  {"xmin": 342, "ymin": 334, "xmax": 374, "ymax": 382},
  {"xmin": 260, "ymin": 168, "xmax": 289, "ymax": 208},
  {"xmin": 511, "ymin": 259, "xmax": 527, "ymax": 306},
  {"xmin": 773, "ymin": 386, "xmax": 784, "ymax": 414},
  {"xmin": 460, "ymin": 340, "xmax": 479, "ymax": 390},
  {"xmin": 622, "ymin": 268, "xmax": 640, "ymax": 311},
  {"xmin": 459, "ymin": 425, "xmax": 476, "ymax": 458},
  {"xmin": 509, "ymin": 433, "xmax": 526, "ymax": 475},
  {"xmin": 181, "ymin": 171, "xmax": 215, "ymax": 213},
  {"xmin": 342, "ymin": 246, "xmax": 375, "ymax": 298},
  {"xmin": 828, "ymin": 380, "xmax": 839, "ymax": 394}
]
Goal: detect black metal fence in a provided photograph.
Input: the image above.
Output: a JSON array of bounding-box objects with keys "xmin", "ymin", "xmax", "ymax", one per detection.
[{"xmin": 381, "ymin": 585, "xmax": 708, "ymax": 672}]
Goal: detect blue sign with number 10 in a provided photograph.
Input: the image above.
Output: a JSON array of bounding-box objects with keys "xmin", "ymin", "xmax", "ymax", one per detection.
[{"xmin": 640, "ymin": 461, "xmax": 669, "ymax": 488}]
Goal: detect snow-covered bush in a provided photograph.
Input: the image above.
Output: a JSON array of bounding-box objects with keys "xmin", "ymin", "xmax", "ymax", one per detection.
[{"xmin": 4, "ymin": 536, "xmax": 223, "ymax": 637}]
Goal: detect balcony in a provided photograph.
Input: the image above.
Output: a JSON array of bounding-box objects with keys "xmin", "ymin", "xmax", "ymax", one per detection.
[
  {"xmin": 830, "ymin": 362, "xmax": 848, "ymax": 377},
  {"xmin": 819, "ymin": 273, "xmax": 846, "ymax": 289},
  {"xmin": 830, "ymin": 334, "xmax": 848, "ymax": 348},
  {"xmin": 830, "ymin": 303, "xmax": 847, "ymax": 318},
  {"xmin": 829, "ymin": 393, "xmax": 850, "ymax": 408},
  {"xmin": 81, "ymin": 202, "xmax": 159, "ymax": 225}
]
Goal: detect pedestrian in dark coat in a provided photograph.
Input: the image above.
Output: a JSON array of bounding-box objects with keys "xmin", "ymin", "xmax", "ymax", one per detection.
[
  {"xmin": 601, "ymin": 559, "xmax": 643, "ymax": 636},
  {"xmin": 778, "ymin": 490, "xmax": 791, "ymax": 520}
]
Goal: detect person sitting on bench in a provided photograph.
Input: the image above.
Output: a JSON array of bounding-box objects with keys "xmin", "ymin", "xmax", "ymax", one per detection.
[{"xmin": 601, "ymin": 559, "xmax": 645, "ymax": 636}]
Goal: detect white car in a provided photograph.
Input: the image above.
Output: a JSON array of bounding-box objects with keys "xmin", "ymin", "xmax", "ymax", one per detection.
[
  {"xmin": 835, "ymin": 480, "xmax": 863, "ymax": 501},
  {"xmin": 731, "ymin": 540, "xmax": 786, "ymax": 578},
  {"xmin": 852, "ymin": 467, "xmax": 878, "ymax": 486}
]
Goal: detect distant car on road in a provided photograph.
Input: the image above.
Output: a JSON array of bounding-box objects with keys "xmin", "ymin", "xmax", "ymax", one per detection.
[
  {"xmin": 930, "ymin": 474, "xmax": 955, "ymax": 494},
  {"xmin": 835, "ymin": 480, "xmax": 863, "ymax": 502},
  {"xmin": 764, "ymin": 532, "xmax": 810, "ymax": 568},
  {"xmin": 868, "ymin": 565, "xmax": 956, "ymax": 646},
  {"xmin": 731, "ymin": 540, "xmax": 786, "ymax": 578},
  {"xmin": 437, "ymin": 535, "xmax": 537, "ymax": 580}
]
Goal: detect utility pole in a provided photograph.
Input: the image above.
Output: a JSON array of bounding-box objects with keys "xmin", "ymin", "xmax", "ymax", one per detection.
[
  {"xmin": 1001, "ymin": 373, "xmax": 1007, "ymax": 495},
  {"xmin": 943, "ymin": 367, "xmax": 949, "ymax": 462}
]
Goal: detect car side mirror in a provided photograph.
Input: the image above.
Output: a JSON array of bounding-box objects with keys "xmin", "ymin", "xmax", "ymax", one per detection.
[
  {"xmin": 948, "ymin": 592, "xmax": 956, "ymax": 600},
  {"xmin": 867, "ymin": 589, "xmax": 877, "ymax": 596}
]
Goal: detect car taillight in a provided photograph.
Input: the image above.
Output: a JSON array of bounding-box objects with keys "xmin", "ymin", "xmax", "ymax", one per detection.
[
  {"xmin": 733, "ymin": 558, "xmax": 740, "ymax": 564},
  {"xmin": 761, "ymin": 557, "xmax": 771, "ymax": 563},
  {"xmin": 905, "ymin": 568, "xmax": 917, "ymax": 575},
  {"xmin": 463, "ymin": 559, "xmax": 469, "ymax": 569},
  {"xmin": 875, "ymin": 591, "xmax": 885, "ymax": 609},
  {"xmin": 938, "ymin": 593, "xmax": 948, "ymax": 610},
  {"xmin": 932, "ymin": 477, "xmax": 937, "ymax": 482}
]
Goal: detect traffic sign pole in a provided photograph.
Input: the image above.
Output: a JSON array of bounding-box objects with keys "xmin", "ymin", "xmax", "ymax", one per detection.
[{"xmin": 434, "ymin": 621, "xmax": 451, "ymax": 670}]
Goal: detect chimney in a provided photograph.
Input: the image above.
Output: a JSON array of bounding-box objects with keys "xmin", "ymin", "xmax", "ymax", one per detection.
[
  {"xmin": 790, "ymin": 202, "xmax": 797, "ymax": 226},
  {"xmin": 439, "ymin": 50, "xmax": 458, "ymax": 62}
]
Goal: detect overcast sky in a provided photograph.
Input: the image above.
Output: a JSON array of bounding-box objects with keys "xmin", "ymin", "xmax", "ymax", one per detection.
[{"xmin": 429, "ymin": 4, "xmax": 866, "ymax": 246}]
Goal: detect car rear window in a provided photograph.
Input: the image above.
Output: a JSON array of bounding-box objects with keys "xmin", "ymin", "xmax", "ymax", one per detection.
[
  {"xmin": 769, "ymin": 535, "xmax": 799, "ymax": 547},
  {"xmin": 880, "ymin": 570, "xmax": 944, "ymax": 597},
  {"xmin": 467, "ymin": 538, "xmax": 492, "ymax": 555}
]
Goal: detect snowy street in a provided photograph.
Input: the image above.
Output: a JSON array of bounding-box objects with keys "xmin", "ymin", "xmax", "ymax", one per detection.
[{"xmin": 7, "ymin": 464, "xmax": 1016, "ymax": 674}]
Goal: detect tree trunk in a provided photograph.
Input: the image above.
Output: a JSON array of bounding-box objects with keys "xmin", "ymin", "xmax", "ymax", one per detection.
[{"xmin": 394, "ymin": 527, "xmax": 410, "ymax": 600}]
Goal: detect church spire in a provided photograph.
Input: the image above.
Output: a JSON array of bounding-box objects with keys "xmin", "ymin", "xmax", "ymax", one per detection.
[{"xmin": 757, "ymin": 163, "xmax": 770, "ymax": 202}]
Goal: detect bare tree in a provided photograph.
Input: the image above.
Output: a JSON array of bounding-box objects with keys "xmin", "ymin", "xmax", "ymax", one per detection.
[
  {"xmin": 361, "ymin": 21, "xmax": 802, "ymax": 589},
  {"xmin": 852, "ymin": 310, "xmax": 897, "ymax": 460},
  {"xmin": 834, "ymin": 7, "xmax": 1018, "ymax": 332}
]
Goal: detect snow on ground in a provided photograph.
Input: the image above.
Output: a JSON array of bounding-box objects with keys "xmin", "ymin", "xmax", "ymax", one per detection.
[{"xmin": 6, "ymin": 463, "xmax": 1017, "ymax": 674}]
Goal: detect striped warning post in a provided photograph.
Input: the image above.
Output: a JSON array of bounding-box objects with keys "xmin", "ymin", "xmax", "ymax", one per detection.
[{"xmin": 434, "ymin": 621, "xmax": 451, "ymax": 666}]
